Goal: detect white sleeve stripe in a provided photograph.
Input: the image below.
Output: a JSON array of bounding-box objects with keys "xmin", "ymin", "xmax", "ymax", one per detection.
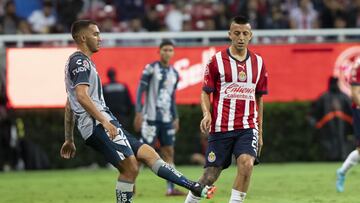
[
  {"xmin": 215, "ymin": 52, "xmax": 224, "ymax": 132},
  {"xmin": 255, "ymin": 54, "xmax": 263, "ymax": 84},
  {"xmin": 228, "ymin": 56, "xmax": 238, "ymax": 131}
]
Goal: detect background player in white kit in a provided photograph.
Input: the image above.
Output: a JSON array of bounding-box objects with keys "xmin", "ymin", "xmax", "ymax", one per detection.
[{"xmin": 134, "ymin": 40, "xmax": 184, "ymax": 196}]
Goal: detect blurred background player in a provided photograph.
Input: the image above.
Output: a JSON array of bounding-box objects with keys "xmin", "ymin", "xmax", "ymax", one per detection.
[
  {"xmin": 185, "ymin": 15, "xmax": 268, "ymax": 203},
  {"xmin": 103, "ymin": 67, "xmax": 134, "ymax": 131},
  {"xmin": 61, "ymin": 20, "xmax": 215, "ymax": 202},
  {"xmin": 134, "ymin": 40, "xmax": 183, "ymax": 196},
  {"xmin": 336, "ymin": 59, "xmax": 360, "ymax": 193},
  {"xmin": 309, "ymin": 76, "xmax": 353, "ymax": 161}
]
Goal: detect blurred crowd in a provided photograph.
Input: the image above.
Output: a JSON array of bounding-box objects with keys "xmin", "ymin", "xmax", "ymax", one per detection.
[{"xmin": 0, "ymin": 0, "xmax": 359, "ymax": 35}]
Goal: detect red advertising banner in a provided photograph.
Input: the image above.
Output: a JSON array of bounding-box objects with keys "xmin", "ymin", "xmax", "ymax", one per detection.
[{"xmin": 7, "ymin": 43, "xmax": 360, "ymax": 108}]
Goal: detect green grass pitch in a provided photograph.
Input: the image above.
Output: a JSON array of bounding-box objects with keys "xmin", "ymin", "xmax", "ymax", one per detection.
[{"xmin": 0, "ymin": 163, "xmax": 359, "ymax": 203}]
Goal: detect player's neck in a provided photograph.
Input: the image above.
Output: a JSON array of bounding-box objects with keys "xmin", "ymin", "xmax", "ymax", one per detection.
[
  {"xmin": 160, "ymin": 60, "xmax": 170, "ymax": 68},
  {"xmin": 229, "ymin": 46, "xmax": 247, "ymax": 61},
  {"xmin": 78, "ymin": 46, "xmax": 93, "ymax": 58}
]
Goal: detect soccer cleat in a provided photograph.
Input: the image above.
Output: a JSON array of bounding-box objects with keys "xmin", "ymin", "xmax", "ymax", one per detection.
[
  {"xmin": 202, "ymin": 185, "xmax": 217, "ymax": 199},
  {"xmin": 336, "ymin": 169, "xmax": 345, "ymax": 192},
  {"xmin": 191, "ymin": 183, "xmax": 217, "ymax": 199},
  {"xmin": 166, "ymin": 188, "xmax": 186, "ymax": 196}
]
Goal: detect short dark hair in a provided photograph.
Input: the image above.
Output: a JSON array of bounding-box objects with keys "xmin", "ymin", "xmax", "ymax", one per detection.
[
  {"xmin": 231, "ymin": 15, "xmax": 250, "ymax": 25},
  {"xmin": 5, "ymin": 0, "xmax": 14, "ymax": 9},
  {"xmin": 159, "ymin": 40, "xmax": 174, "ymax": 49},
  {"xmin": 43, "ymin": 0, "xmax": 53, "ymax": 7},
  {"xmin": 70, "ymin": 20, "xmax": 98, "ymax": 42}
]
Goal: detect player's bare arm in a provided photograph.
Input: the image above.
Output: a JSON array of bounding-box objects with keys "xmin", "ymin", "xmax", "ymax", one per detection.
[
  {"xmin": 351, "ymin": 85, "xmax": 360, "ymax": 107},
  {"xmin": 60, "ymin": 98, "xmax": 76, "ymax": 159},
  {"xmin": 134, "ymin": 77, "xmax": 147, "ymax": 132},
  {"xmin": 173, "ymin": 118, "xmax": 180, "ymax": 133},
  {"xmin": 200, "ymin": 91, "xmax": 212, "ymax": 134},
  {"xmin": 75, "ymin": 84, "xmax": 118, "ymax": 139},
  {"xmin": 256, "ymin": 94, "xmax": 264, "ymax": 156},
  {"xmin": 134, "ymin": 112, "xmax": 143, "ymax": 132},
  {"xmin": 64, "ymin": 98, "xmax": 75, "ymax": 141}
]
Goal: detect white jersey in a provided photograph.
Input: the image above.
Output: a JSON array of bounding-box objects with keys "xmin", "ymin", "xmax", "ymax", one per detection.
[{"xmin": 64, "ymin": 51, "xmax": 112, "ymax": 139}]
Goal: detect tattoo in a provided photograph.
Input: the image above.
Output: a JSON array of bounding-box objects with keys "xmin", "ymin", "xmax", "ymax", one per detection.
[
  {"xmin": 64, "ymin": 99, "xmax": 75, "ymax": 141},
  {"xmin": 199, "ymin": 167, "xmax": 222, "ymax": 185}
]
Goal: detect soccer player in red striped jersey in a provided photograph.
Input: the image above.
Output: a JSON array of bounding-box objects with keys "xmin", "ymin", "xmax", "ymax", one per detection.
[
  {"xmin": 336, "ymin": 59, "xmax": 360, "ymax": 193},
  {"xmin": 185, "ymin": 15, "xmax": 268, "ymax": 203}
]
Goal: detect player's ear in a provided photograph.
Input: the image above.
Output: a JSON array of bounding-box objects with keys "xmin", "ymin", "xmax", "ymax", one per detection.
[
  {"xmin": 228, "ymin": 31, "xmax": 232, "ymax": 40},
  {"xmin": 80, "ymin": 34, "xmax": 86, "ymax": 42}
]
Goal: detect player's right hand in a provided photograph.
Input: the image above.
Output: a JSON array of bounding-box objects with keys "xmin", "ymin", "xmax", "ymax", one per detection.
[
  {"xmin": 103, "ymin": 121, "xmax": 118, "ymax": 140},
  {"xmin": 200, "ymin": 113, "xmax": 211, "ymax": 134},
  {"xmin": 60, "ymin": 140, "xmax": 76, "ymax": 159}
]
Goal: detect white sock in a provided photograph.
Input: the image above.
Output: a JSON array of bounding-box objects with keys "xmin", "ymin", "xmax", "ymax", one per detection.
[
  {"xmin": 229, "ymin": 189, "xmax": 246, "ymax": 203},
  {"xmin": 184, "ymin": 191, "xmax": 201, "ymax": 203},
  {"xmin": 339, "ymin": 150, "xmax": 360, "ymax": 174},
  {"xmin": 116, "ymin": 181, "xmax": 134, "ymax": 203}
]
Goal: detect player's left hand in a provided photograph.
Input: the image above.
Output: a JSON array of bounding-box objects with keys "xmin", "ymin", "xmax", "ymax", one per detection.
[
  {"xmin": 60, "ymin": 140, "xmax": 76, "ymax": 159},
  {"xmin": 173, "ymin": 118, "xmax": 180, "ymax": 133}
]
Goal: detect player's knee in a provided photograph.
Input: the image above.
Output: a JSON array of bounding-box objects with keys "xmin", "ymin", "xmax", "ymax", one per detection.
[
  {"xmin": 118, "ymin": 158, "xmax": 139, "ymax": 181},
  {"xmin": 238, "ymin": 157, "xmax": 254, "ymax": 174},
  {"xmin": 137, "ymin": 144, "xmax": 160, "ymax": 166}
]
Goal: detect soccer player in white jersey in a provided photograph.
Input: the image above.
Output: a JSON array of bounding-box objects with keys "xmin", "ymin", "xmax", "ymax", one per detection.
[
  {"xmin": 60, "ymin": 20, "xmax": 215, "ymax": 203},
  {"xmin": 134, "ymin": 40, "xmax": 184, "ymax": 196},
  {"xmin": 336, "ymin": 59, "xmax": 360, "ymax": 192},
  {"xmin": 185, "ymin": 15, "xmax": 268, "ymax": 203}
]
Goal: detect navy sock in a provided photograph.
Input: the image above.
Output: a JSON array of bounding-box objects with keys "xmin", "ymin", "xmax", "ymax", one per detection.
[{"xmin": 152, "ymin": 159, "xmax": 195, "ymax": 190}]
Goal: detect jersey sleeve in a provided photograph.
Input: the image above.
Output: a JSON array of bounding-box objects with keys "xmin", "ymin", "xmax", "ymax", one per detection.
[
  {"xmin": 171, "ymin": 71, "xmax": 180, "ymax": 119},
  {"xmin": 140, "ymin": 64, "xmax": 154, "ymax": 86},
  {"xmin": 68, "ymin": 55, "xmax": 91, "ymax": 87},
  {"xmin": 202, "ymin": 56, "xmax": 217, "ymax": 93},
  {"xmin": 256, "ymin": 62, "xmax": 268, "ymax": 95},
  {"xmin": 135, "ymin": 64, "xmax": 153, "ymax": 112}
]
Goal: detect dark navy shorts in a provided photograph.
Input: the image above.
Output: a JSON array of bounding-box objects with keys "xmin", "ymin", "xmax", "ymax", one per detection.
[
  {"xmin": 85, "ymin": 119, "xmax": 144, "ymax": 167},
  {"xmin": 141, "ymin": 120, "xmax": 175, "ymax": 147},
  {"xmin": 204, "ymin": 128, "xmax": 259, "ymax": 169},
  {"xmin": 353, "ymin": 108, "xmax": 360, "ymax": 146}
]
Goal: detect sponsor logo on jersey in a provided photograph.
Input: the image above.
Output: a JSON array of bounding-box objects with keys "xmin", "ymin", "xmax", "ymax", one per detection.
[
  {"xmin": 223, "ymin": 83, "xmax": 256, "ymax": 100},
  {"xmin": 208, "ymin": 151, "xmax": 216, "ymax": 162},
  {"xmin": 82, "ymin": 60, "xmax": 90, "ymax": 69},
  {"xmin": 72, "ymin": 59, "xmax": 91, "ymax": 75}
]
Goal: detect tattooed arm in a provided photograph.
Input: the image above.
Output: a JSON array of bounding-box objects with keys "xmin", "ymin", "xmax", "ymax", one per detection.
[
  {"xmin": 60, "ymin": 98, "xmax": 76, "ymax": 159},
  {"xmin": 64, "ymin": 98, "xmax": 75, "ymax": 141}
]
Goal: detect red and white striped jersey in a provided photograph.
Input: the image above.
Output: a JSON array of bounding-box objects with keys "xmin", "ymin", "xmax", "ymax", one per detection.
[{"xmin": 203, "ymin": 49, "xmax": 268, "ymax": 133}]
